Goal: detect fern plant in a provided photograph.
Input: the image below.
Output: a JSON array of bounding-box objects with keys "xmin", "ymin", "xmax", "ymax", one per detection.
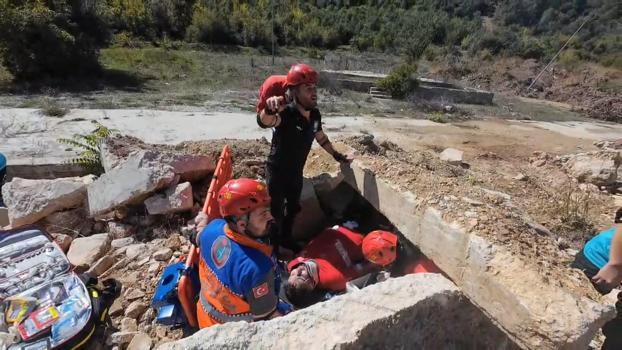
[{"xmin": 58, "ymin": 121, "xmax": 116, "ymax": 175}]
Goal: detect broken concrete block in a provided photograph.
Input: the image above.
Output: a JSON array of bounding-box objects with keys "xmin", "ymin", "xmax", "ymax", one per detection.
[
  {"xmin": 88, "ymin": 255, "xmax": 115, "ymax": 277},
  {"xmin": 562, "ymin": 150, "xmax": 621, "ymax": 187},
  {"xmin": 439, "ymin": 148, "xmax": 464, "ymax": 165},
  {"xmin": 144, "ymin": 182, "xmax": 193, "ymax": 215},
  {"xmin": 125, "ymin": 288, "xmax": 146, "ymax": 301},
  {"xmin": 52, "ymin": 233, "xmax": 73, "ymax": 252},
  {"xmin": 126, "ymin": 243, "xmax": 148, "ymax": 260},
  {"xmin": 43, "ymin": 208, "xmax": 92, "ymax": 236},
  {"xmin": 120, "ymin": 318, "xmax": 138, "ymax": 333},
  {"xmin": 2, "ymin": 176, "xmax": 94, "ymax": 227},
  {"xmin": 109, "ymin": 332, "xmax": 138, "ymax": 346},
  {"xmin": 153, "ymin": 248, "xmax": 173, "ymax": 262},
  {"xmin": 99, "ymin": 140, "xmax": 124, "ymax": 173},
  {"xmin": 125, "ymin": 301, "xmax": 148, "ymax": 319},
  {"xmin": 109, "ymin": 299, "xmax": 124, "ymax": 317},
  {"xmin": 67, "ymin": 233, "xmax": 111, "ymax": 267},
  {"xmin": 108, "ymin": 221, "xmax": 136, "ymax": 239},
  {"xmin": 111, "ymin": 237, "xmax": 135, "ymax": 249},
  {"xmin": 158, "ymin": 274, "xmax": 514, "ymax": 350},
  {"xmin": 165, "ymin": 154, "xmax": 216, "ymax": 182},
  {"xmin": 87, "ymin": 151, "xmax": 177, "ymax": 216},
  {"xmin": 128, "ymin": 332, "xmax": 152, "ymax": 350}
]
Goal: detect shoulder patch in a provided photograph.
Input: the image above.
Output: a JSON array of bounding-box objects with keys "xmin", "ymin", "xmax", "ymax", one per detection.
[
  {"xmin": 252, "ymin": 282, "xmax": 270, "ymax": 299},
  {"xmin": 211, "ymin": 235, "xmax": 232, "ymax": 269}
]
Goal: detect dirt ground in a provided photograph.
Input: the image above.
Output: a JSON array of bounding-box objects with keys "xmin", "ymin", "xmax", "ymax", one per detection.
[
  {"xmin": 429, "ymin": 57, "xmax": 622, "ymax": 123},
  {"xmin": 308, "ymin": 136, "xmax": 616, "ymax": 301}
]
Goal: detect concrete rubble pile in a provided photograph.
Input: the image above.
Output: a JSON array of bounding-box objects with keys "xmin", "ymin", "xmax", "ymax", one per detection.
[
  {"xmin": 528, "ymin": 140, "xmax": 621, "ymax": 193},
  {"xmin": 0, "ymin": 139, "xmax": 216, "ymax": 348}
]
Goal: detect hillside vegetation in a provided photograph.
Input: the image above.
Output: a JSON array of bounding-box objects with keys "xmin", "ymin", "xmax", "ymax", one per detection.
[{"xmin": 0, "ymin": 0, "xmax": 619, "ymax": 80}]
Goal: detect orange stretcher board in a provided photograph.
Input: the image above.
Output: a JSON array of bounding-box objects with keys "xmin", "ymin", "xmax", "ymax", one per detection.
[{"xmin": 178, "ymin": 145, "xmax": 232, "ymax": 328}]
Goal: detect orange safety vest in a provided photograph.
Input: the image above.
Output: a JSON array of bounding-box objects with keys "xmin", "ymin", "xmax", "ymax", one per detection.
[{"xmin": 196, "ymin": 219, "xmax": 276, "ymax": 328}]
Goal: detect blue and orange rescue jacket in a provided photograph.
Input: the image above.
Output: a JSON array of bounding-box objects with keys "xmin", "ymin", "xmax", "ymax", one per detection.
[{"xmin": 197, "ymin": 219, "xmax": 281, "ymax": 328}]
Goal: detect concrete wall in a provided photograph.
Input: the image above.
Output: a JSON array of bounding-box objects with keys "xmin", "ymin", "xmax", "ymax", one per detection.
[
  {"xmin": 320, "ymin": 69, "xmax": 494, "ymax": 105},
  {"xmin": 413, "ymin": 85, "xmax": 494, "ymax": 105},
  {"xmin": 337, "ymin": 159, "xmax": 614, "ymax": 350},
  {"xmin": 159, "ymin": 274, "xmax": 517, "ymax": 350}
]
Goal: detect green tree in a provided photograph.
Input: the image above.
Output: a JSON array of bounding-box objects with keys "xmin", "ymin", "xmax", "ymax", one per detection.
[{"xmin": 0, "ymin": 0, "xmax": 110, "ymax": 80}]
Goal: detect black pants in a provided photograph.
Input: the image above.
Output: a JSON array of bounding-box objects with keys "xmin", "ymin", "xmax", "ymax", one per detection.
[
  {"xmin": 572, "ymin": 250, "xmax": 622, "ymax": 349},
  {"xmin": 266, "ymin": 166, "xmax": 302, "ymax": 251}
]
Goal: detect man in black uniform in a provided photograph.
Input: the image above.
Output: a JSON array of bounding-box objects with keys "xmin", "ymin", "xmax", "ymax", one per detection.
[{"xmin": 257, "ymin": 63, "xmax": 351, "ymax": 252}]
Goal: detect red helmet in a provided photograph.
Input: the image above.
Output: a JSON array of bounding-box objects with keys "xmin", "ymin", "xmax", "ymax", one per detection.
[
  {"xmin": 286, "ymin": 63, "xmax": 318, "ymax": 87},
  {"xmin": 218, "ymin": 178, "xmax": 270, "ymax": 218},
  {"xmin": 362, "ymin": 230, "xmax": 398, "ymax": 266}
]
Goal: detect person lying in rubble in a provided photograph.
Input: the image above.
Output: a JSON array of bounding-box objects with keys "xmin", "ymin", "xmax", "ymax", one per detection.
[
  {"xmin": 571, "ymin": 208, "xmax": 622, "ymax": 350},
  {"xmin": 191, "ymin": 178, "xmax": 292, "ymax": 328},
  {"xmin": 255, "ymin": 63, "xmax": 352, "ymax": 255},
  {"xmin": 283, "ymin": 225, "xmax": 440, "ymax": 308}
]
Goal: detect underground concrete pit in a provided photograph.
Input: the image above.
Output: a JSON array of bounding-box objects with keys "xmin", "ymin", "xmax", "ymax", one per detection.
[{"xmin": 322, "ymin": 150, "xmax": 615, "ymax": 350}]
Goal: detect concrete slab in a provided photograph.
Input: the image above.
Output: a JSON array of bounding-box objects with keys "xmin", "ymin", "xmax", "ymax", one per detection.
[
  {"xmin": 158, "ymin": 274, "xmax": 517, "ymax": 350},
  {"xmin": 339, "ymin": 155, "xmax": 615, "ymax": 350}
]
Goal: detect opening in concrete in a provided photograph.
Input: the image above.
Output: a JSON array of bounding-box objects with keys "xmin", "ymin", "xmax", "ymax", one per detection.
[{"xmin": 281, "ymin": 177, "xmax": 520, "ymax": 349}]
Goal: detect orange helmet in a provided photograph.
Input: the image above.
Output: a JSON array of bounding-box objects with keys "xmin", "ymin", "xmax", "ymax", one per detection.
[
  {"xmin": 362, "ymin": 230, "xmax": 398, "ymax": 266},
  {"xmin": 217, "ymin": 178, "xmax": 270, "ymax": 218},
  {"xmin": 286, "ymin": 63, "xmax": 318, "ymax": 87}
]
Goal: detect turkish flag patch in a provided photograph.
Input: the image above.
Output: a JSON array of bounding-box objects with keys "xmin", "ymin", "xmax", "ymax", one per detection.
[{"xmin": 252, "ymin": 282, "xmax": 269, "ymax": 298}]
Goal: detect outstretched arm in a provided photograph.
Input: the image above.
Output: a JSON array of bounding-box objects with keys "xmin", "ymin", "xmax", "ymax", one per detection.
[{"xmin": 257, "ymin": 96, "xmax": 285, "ymax": 128}]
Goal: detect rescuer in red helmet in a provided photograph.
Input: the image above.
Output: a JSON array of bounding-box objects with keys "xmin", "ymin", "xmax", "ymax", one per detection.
[
  {"xmin": 194, "ymin": 178, "xmax": 291, "ymax": 328},
  {"xmin": 256, "ymin": 63, "xmax": 352, "ymax": 253},
  {"xmin": 283, "ymin": 226, "xmax": 441, "ymax": 309}
]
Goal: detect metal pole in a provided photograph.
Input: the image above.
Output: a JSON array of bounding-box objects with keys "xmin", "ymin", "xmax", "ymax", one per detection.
[{"xmin": 271, "ymin": 0, "xmax": 275, "ymax": 65}]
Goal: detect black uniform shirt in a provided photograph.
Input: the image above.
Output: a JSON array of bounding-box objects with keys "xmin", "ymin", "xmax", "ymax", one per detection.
[{"xmin": 267, "ymin": 105, "xmax": 322, "ymax": 177}]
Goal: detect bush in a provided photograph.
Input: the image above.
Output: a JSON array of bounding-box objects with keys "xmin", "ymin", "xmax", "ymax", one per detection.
[
  {"xmin": 185, "ymin": 4, "xmax": 234, "ymax": 45},
  {"xmin": 0, "ymin": 0, "xmax": 110, "ymax": 80},
  {"xmin": 559, "ymin": 49, "xmax": 582, "ymax": 69},
  {"xmin": 148, "ymin": 0, "xmax": 195, "ymax": 39},
  {"xmin": 479, "ymin": 49, "xmax": 493, "ymax": 61},
  {"xmin": 107, "ymin": 0, "xmax": 155, "ymax": 39},
  {"xmin": 445, "ymin": 18, "xmax": 479, "ymax": 46},
  {"xmin": 41, "ymin": 99, "xmax": 69, "ymax": 117},
  {"xmin": 378, "ymin": 63, "xmax": 418, "ymax": 99},
  {"xmin": 600, "ymin": 54, "xmax": 622, "ymax": 70},
  {"xmin": 428, "ymin": 113, "xmax": 448, "ymax": 123},
  {"xmin": 518, "ymin": 37, "xmax": 546, "ymax": 59}
]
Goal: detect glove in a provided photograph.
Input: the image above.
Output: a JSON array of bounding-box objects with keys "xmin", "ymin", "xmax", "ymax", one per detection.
[{"xmin": 333, "ymin": 152, "xmax": 350, "ymax": 163}]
